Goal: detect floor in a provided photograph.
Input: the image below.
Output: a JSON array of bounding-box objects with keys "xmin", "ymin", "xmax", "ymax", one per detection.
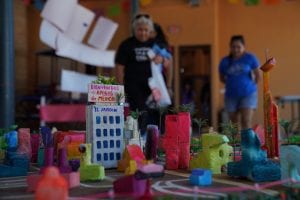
[{"xmin": 0, "ymin": 167, "xmax": 295, "ymax": 200}]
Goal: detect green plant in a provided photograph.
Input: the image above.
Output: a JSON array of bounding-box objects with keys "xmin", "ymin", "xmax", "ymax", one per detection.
[
  {"xmin": 92, "ymin": 74, "xmax": 117, "ymax": 85},
  {"xmin": 0, "ymin": 125, "xmax": 18, "ymax": 137},
  {"xmin": 190, "ymin": 137, "xmax": 202, "ymax": 154},
  {"xmin": 220, "ymin": 121, "xmax": 238, "ymax": 161},
  {"xmin": 168, "ymin": 103, "xmax": 196, "ymax": 115},
  {"xmin": 279, "ymin": 118, "xmax": 298, "ymax": 144},
  {"xmin": 179, "ymin": 103, "xmax": 196, "ymax": 116},
  {"xmin": 168, "ymin": 106, "xmax": 178, "ymax": 114},
  {"xmin": 129, "ymin": 109, "xmax": 147, "ymax": 147},
  {"xmin": 220, "ymin": 121, "xmax": 238, "ymax": 143},
  {"xmin": 193, "ymin": 118, "xmax": 208, "ymax": 136},
  {"xmin": 0, "ymin": 125, "xmax": 18, "ymax": 150},
  {"xmin": 129, "ymin": 109, "xmax": 146, "ymax": 120},
  {"xmin": 116, "ymin": 92, "xmax": 125, "ymax": 105}
]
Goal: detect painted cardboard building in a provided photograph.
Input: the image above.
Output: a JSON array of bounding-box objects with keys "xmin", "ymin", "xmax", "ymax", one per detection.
[
  {"xmin": 86, "ymin": 105, "xmax": 124, "ymax": 168},
  {"xmin": 161, "ymin": 112, "xmax": 191, "ymax": 170}
]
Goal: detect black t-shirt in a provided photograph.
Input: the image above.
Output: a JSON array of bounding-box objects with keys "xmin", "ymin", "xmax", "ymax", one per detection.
[
  {"xmin": 115, "ymin": 37, "xmax": 155, "ymax": 110},
  {"xmin": 115, "ymin": 37, "xmax": 154, "ymax": 84}
]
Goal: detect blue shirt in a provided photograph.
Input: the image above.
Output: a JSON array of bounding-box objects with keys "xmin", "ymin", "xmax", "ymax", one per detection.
[{"xmin": 219, "ymin": 52, "xmax": 259, "ymax": 98}]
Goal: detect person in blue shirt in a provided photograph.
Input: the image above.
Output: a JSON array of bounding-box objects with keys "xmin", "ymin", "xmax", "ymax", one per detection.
[{"xmin": 219, "ymin": 35, "xmax": 261, "ymax": 129}]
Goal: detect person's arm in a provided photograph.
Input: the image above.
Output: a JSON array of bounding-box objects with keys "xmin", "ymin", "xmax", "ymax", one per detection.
[
  {"xmin": 115, "ymin": 64, "xmax": 124, "ymax": 84},
  {"xmin": 253, "ymin": 68, "xmax": 261, "ymax": 84},
  {"xmin": 163, "ymin": 57, "xmax": 173, "ymax": 89},
  {"xmin": 220, "ymin": 74, "xmax": 226, "ymax": 84},
  {"xmin": 114, "ymin": 40, "xmax": 128, "ymax": 84},
  {"xmin": 251, "ymin": 54, "xmax": 261, "ymax": 84},
  {"xmin": 219, "ymin": 58, "xmax": 227, "ymax": 84}
]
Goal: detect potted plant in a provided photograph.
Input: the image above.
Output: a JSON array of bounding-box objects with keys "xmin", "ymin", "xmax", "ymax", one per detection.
[{"xmin": 193, "ymin": 118, "xmax": 208, "ymax": 136}]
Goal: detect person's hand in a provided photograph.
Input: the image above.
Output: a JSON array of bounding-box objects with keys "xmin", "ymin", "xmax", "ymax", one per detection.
[
  {"xmin": 163, "ymin": 58, "xmax": 171, "ymax": 68},
  {"xmin": 153, "ymin": 55, "xmax": 164, "ymax": 64},
  {"xmin": 151, "ymin": 88, "xmax": 161, "ymax": 102}
]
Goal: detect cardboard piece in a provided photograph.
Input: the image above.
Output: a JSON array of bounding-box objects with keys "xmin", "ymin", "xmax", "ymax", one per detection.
[
  {"xmin": 58, "ymin": 148, "xmax": 72, "ymax": 173},
  {"xmin": 117, "ymin": 144, "xmax": 145, "ymax": 172},
  {"xmin": 145, "ymin": 125, "xmax": 159, "ymax": 161},
  {"xmin": 280, "ymin": 145, "xmax": 300, "ymax": 188},
  {"xmin": 17, "ymin": 128, "xmax": 32, "ymax": 158},
  {"xmin": 162, "ymin": 113, "xmax": 191, "ymax": 169},
  {"xmin": 125, "ymin": 160, "xmax": 138, "ymax": 175},
  {"xmin": 56, "ymin": 33, "xmax": 115, "ymax": 67},
  {"xmin": 113, "ymin": 175, "xmax": 147, "ymax": 197},
  {"xmin": 260, "ymin": 58, "xmax": 279, "ymax": 158},
  {"xmin": 134, "ymin": 163, "xmax": 164, "ymax": 180},
  {"xmin": 88, "ymin": 17, "xmax": 118, "ymax": 50},
  {"xmin": 86, "ymin": 105, "xmax": 124, "ymax": 168},
  {"xmin": 61, "ymin": 69, "xmax": 97, "ymax": 93},
  {"xmin": 78, "ymin": 144, "xmax": 105, "ymax": 181},
  {"xmin": 64, "ymin": 4, "xmax": 95, "ymax": 42},
  {"xmin": 189, "ymin": 169, "xmax": 212, "ymax": 186},
  {"xmin": 41, "ymin": 0, "xmax": 77, "ymax": 31},
  {"xmin": 31, "ymin": 134, "xmax": 40, "ymax": 163},
  {"xmin": 0, "ymin": 150, "xmax": 29, "ymax": 177},
  {"xmin": 5, "ymin": 130, "xmax": 18, "ymax": 149},
  {"xmin": 39, "ymin": 19, "xmax": 60, "ymax": 49},
  {"xmin": 38, "ymin": 148, "xmax": 45, "ymax": 167},
  {"xmin": 88, "ymin": 83, "xmax": 125, "ymax": 104},
  {"xmin": 54, "ymin": 131, "xmax": 85, "ymax": 160},
  {"xmin": 227, "ymin": 128, "xmax": 281, "ymax": 182},
  {"xmin": 190, "ymin": 133, "xmax": 233, "ymax": 174},
  {"xmin": 35, "ymin": 167, "xmax": 68, "ymax": 200}
]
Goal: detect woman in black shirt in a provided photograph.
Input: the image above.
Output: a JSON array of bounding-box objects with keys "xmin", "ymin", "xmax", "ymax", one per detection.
[{"xmin": 115, "ymin": 14, "xmax": 165, "ymax": 111}]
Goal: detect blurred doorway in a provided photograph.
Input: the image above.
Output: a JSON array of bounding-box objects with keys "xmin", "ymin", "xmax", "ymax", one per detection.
[{"xmin": 179, "ymin": 45, "xmax": 211, "ymax": 123}]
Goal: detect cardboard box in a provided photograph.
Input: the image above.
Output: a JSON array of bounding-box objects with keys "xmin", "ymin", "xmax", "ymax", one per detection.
[
  {"xmin": 88, "ymin": 83, "xmax": 124, "ymax": 104},
  {"xmin": 86, "ymin": 105, "xmax": 124, "ymax": 168}
]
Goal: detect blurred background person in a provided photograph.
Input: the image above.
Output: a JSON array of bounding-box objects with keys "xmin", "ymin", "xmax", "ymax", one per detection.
[
  {"xmin": 219, "ymin": 35, "xmax": 261, "ymax": 129},
  {"xmin": 115, "ymin": 14, "xmax": 170, "ymax": 134}
]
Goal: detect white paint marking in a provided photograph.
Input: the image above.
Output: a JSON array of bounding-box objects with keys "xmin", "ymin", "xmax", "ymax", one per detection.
[
  {"xmin": 165, "ymin": 179, "xmax": 227, "ymax": 197},
  {"xmin": 165, "ymin": 170, "xmax": 279, "ymax": 196},
  {"xmin": 152, "ymin": 181, "xmax": 218, "ymax": 199}
]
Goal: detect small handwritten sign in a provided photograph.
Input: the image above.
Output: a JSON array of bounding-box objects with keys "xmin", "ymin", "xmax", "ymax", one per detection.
[{"xmin": 88, "ymin": 83, "xmax": 124, "ymax": 104}]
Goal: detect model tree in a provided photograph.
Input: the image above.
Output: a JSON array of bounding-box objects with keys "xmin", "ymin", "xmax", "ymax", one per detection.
[
  {"xmin": 130, "ymin": 109, "xmax": 147, "ymax": 147},
  {"xmin": 193, "ymin": 118, "xmax": 208, "ymax": 136},
  {"xmin": 220, "ymin": 121, "xmax": 238, "ymax": 161},
  {"xmin": 279, "ymin": 118, "xmax": 299, "ymax": 144}
]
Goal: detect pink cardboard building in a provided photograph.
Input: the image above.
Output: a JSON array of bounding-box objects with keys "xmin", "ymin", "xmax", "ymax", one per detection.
[{"xmin": 161, "ymin": 112, "xmax": 191, "ymax": 170}]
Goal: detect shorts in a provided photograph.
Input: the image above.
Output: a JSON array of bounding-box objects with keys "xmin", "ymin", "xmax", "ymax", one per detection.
[{"xmin": 225, "ymin": 92, "xmax": 257, "ymax": 113}]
